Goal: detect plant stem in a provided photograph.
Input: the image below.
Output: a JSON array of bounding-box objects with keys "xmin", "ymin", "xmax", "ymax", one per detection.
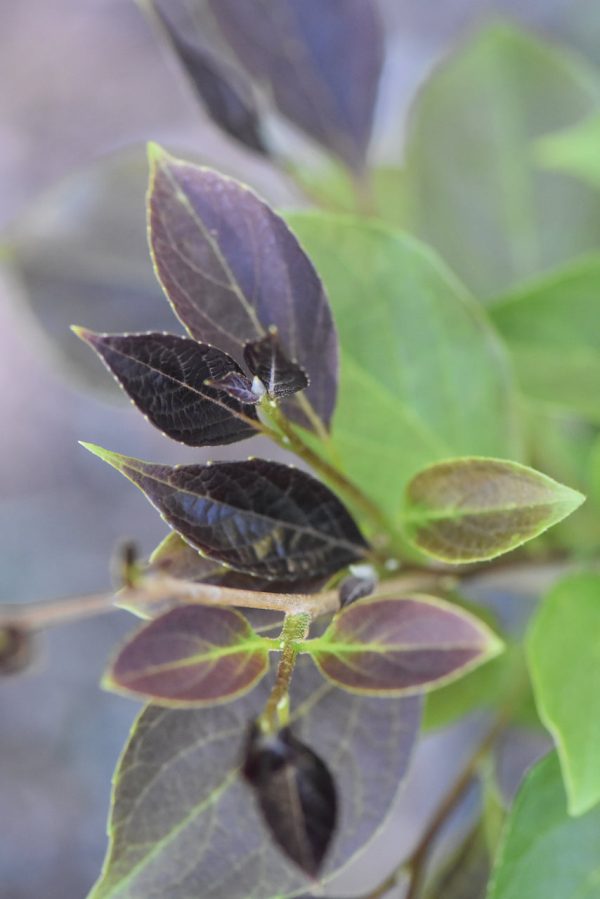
[
  {"xmin": 260, "ymin": 399, "xmax": 396, "ymax": 548},
  {"xmin": 0, "ymin": 571, "xmax": 445, "ymax": 633},
  {"xmin": 261, "ymin": 612, "xmax": 310, "ymax": 731}
]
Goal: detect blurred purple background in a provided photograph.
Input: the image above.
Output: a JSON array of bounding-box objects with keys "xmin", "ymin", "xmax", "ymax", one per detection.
[{"xmin": 0, "ymin": 2, "xmax": 594, "ymax": 897}]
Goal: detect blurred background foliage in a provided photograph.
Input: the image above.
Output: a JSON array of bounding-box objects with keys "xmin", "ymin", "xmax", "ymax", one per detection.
[{"xmin": 1, "ymin": 1, "xmax": 599, "ymax": 897}]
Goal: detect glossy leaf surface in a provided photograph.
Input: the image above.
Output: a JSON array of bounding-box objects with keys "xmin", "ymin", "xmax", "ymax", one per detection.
[
  {"xmin": 74, "ymin": 329, "xmax": 258, "ymax": 445},
  {"xmin": 105, "ymin": 605, "xmax": 269, "ymax": 706},
  {"xmin": 404, "ymin": 24, "xmax": 600, "ymax": 298},
  {"xmin": 487, "ymin": 753, "xmax": 600, "ymax": 899},
  {"xmin": 243, "ymin": 724, "xmax": 337, "ymax": 876},
  {"xmin": 308, "ymin": 594, "xmax": 502, "ymax": 695},
  {"xmin": 209, "ymin": 0, "xmax": 383, "ymax": 171},
  {"xmin": 148, "ymin": 146, "xmax": 338, "ymax": 430},
  {"xmin": 490, "ymin": 257, "xmax": 600, "ymax": 423},
  {"xmin": 405, "ymin": 457, "xmax": 584, "ymax": 563},
  {"xmin": 287, "ymin": 214, "xmax": 519, "ymax": 520},
  {"xmin": 83, "ymin": 445, "xmax": 368, "ymax": 581},
  {"xmin": 243, "ymin": 329, "xmax": 309, "ymax": 400},
  {"xmin": 528, "ymin": 572, "xmax": 600, "ymax": 815},
  {"xmin": 88, "ymin": 658, "xmax": 422, "ymax": 899},
  {"xmin": 150, "ymin": 0, "xmax": 267, "ymax": 154}
]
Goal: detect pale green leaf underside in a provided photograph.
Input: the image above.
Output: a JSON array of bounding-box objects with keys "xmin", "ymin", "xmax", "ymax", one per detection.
[
  {"xmin": 528, "ymin": 572, "xmax": 600, "ymax": 815},
  {"xmin": 536, "ymin": 113, "xmax": 600, "ymax": 190}
]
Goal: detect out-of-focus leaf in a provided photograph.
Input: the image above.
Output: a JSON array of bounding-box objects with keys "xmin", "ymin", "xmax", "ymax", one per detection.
[
  {"xmin": 536, "ymin": 113, "xmax": 600, "ymax": 190},
  {"xmin": 307, "ymin": 594, "xmax": 502, "ymax": 695},
  {"xmin": 74, "ymin": 329, "xmax": 259, "ymax": 445},
  {"xmin": 425, "ymin": 825, "xmax": 491, "ymax": 899},
  {"xmin": 528, "ymin": 572, "xmax": 600, "ymax": 815},
  {"xmin": 149, "ymin": 0, "xmax": 267, "ymax": 154},
  {"xmin": 287, "ymin": 214, "xmax": 520, "ymax": 521},
  {"xmin": 424, "ymin": 642, "xmax": 536, "ymax": 732},
  {"xmin": 243, "ymin": 724, "xmax": 337, "ymax": 876},
  {"xmin": 209, "ymin": 0, "xmax": 383, "ymax": 171},
  {"xmin": 487, "ymin": 753, "xmax": 600, "ymax": 899},
  {"xmin": 88, "ymin": 657, "xmax": 422, "ymax": 899},
  {"xmin": 148, "ymin": 145, "xmax": 338, "ymax": 431},
  {"xmin": 404, "ymin": 24, "xmax": 600, "ymax": 298},
  {"xmin": 105, "ymin": 605, "xmax": 269, "ymax": 706},
  {"xmin": 243, "ymin": 329, "xmax": 309, "ymax": 400},
  {"xmin": 6, "ymin": 152, "xmax": 175, "ymax": 396},
  {"xmin": 404, "ymin": 457, "xmax": 584, "ymax": 563},
  {"xmin": 83, "ymin": 445, "xmax": 368, "ymax": 581},
  {"xmin": 490, "ymin": 257, "xmax": 600, "ymax": 423},
  {"xmin": 0, "ymin": 625, "xmax": 33, "ymax": 676},
  {"xmin": 292, "ymin": 163, "xmax": 410, "ymax": 226}
]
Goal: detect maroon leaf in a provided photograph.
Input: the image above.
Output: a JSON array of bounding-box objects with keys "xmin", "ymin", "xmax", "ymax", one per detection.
[
  {"xmin": 73, "ymin": 329, "xmax": 258, "ymax": 446},
  {"xmin": 308, "ymin": 595, "xmax": 503, "ymax": 695},
  {"xmin": 148, "ymin": 146, "xmax": 338, "ymax": 431},
  {"xmin": 244, "ymin": 328, "xmax": 309, "ymax": 400},
  {"xmin": 83, "ymin": 445, "xmax": 369, "ymax": 582},
  {"xmin": 209, "ymin": 0, "xmax": 383, "ymax": 171},
  {"xmin": 150, "ymin": 1, "xmax": 267, "ymax": 155},
  {"xmin": 206, "ymin": 370, "xmax": 260, "ymax": 404},
  {"xmin": 243, "ymin": 723, "xmax": 337, "ymax": 876},
  {"xmin": 105, "ymin": 605, "xmax": 270, "ymax": 706}
]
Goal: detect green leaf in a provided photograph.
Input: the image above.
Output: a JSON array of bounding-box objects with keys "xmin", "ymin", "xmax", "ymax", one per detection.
[
  {"xmin": 104, "ymin": 605, "xmax": 270, "ymax": 706},
  {"xmin": 286, "ymin": 214, "xmax": 520, "ymax": 522},
  {"xmin": 404, "ymin": 457, "xmax": 584, "ymax": 563},
  {"xmin": 81, "ymin": 445, "xmax": 368, "ymax": 582},
  {"xmin": 404, "ymin": 23, "xmax": 600, "ymax": 298},
  {"xmin": 487, "ymin": 753, "xmax": 600, "ymax": 899},
  {"xmin": 527, "ymin": 572, "xmax": 600, "ymax": 815},
  {"xmin": 536, "ymin": 113, "xmax": 600, "ymax": 190},
  {"xmin": 88, "ymin": 658, "xmax": 421, "ymax": 899},
  {"xmin": 423, "ymin": 642, "xmax": 532, "ymax": 732},
  {"xmin": 490, "ymin": 256, "xmax": 600, "ymax": 423},
  {"xmin": 305, "ymin": 594, "xmax": 502, "ymax": 695}
]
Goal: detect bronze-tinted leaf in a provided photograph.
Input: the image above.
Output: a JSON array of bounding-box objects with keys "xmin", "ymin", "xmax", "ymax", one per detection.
[
  {"xmin": 150, "ymin": 1, "xmax": 267, "ymax": 155},
  {"xmin": 105, "ymin": 605, "xmax": 269, "ymax": 706},
  {"xmin": 147, "ymin": 146, "xmax": 338, "ymax": 431},
  {"xmin": 244, "ymin": 328, "xmax": 309, "ymax": 400},
  {"xmin": 83, "ymin": 445, "xmax": 368, "ymax": 581},
  {"xmin": 0, "ymin": 625, "xmax": 33, "ymax": 676},
  {"xmin": 309, "ymin": 594, "xmax": 502, "ymax": 695},
  {"xmin": 243, "ymin": 723, "xmax": 337, "ymax": 876},
  {"xmin": 404, "ymin": 457, "xmax": 585, "ymax": 563},
  {"xmin": 209, "ymin": 0, "xmax": 383, "ymax": 171},
  {"xmin": 74, "ymin": 329, "xmax": 258, "ymax": 446}
]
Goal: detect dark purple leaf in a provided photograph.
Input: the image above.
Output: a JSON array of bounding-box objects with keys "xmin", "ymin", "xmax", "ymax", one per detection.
[
  {"xmin": 243, "ymin": 723, "xmax": 337, "ymax": 876},
  {"xmin": 73, "ymin": 329, "xmax": 258, "ymax": 446},
  {"xmin": 149, "ymin": 531, "xmax": 329, "ymax": 594},
  {"xmin": 209, "ymin": 0, "xmax": 383, "ymax": 171},
  {"xmin": 244, "ymin": 327, "xmax": 309, "ymax": 400},
  {"xmin": 206, "ymin": 370, "xmax": 260, "ymax": 404},
  {"xmin": 150, "ymin": 1, "xmax": 267, "ymax": 155},
  {"xmin": 338, "ymin": 571, "xmax": 377, "ymax": 607},
  {"xmin": 105, "ymin": 605, "xmax": 269, "ymax": 706},
  {"xmin": 148, "ymin": 146, "xmax": 338, "ymax": 431},
  {"xmin": 310, "ymin": 594, "xmax": 503, "ymax": 694},
  {"xmin": 83, "ymin": 445, "xmax": 368, "ymax": 581}
]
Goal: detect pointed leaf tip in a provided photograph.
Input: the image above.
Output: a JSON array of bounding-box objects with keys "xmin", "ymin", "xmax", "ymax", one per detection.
[
  {"xmin": 79, "ymin": 441, "xmax": 126, "ymax": 472},
  {"xmin": 404, "ymin": 457, "xmax": 585, "ymax": 563},
  {"xmin": 147, "ymin": 141, "xmax": 167, "ymax": 165}
]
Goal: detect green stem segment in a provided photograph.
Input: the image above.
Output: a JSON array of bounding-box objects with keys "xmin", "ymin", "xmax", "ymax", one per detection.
[
  {"xmin": 259, "ymin": 399, "xmax": 395, "ymax": 552},
  {"xmin": 260, "ymin": 612, "xmax": 311, "ymax": 732}
]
